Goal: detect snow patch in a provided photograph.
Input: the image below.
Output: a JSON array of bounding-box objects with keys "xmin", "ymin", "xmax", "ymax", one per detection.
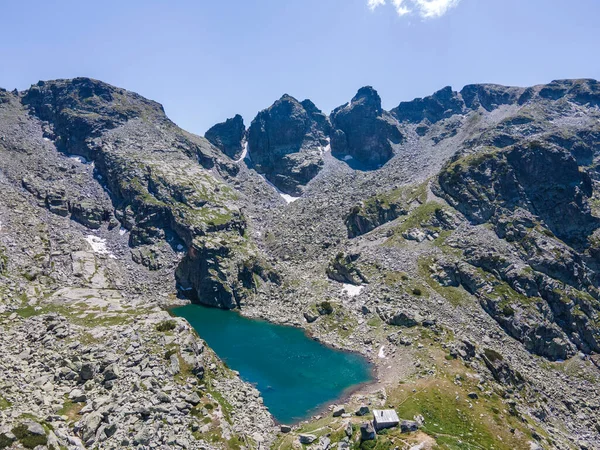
[
  {"xmin": 235, "ymin": 141, "xmax": 249, "ymax": 163},
  {"xmin": 409, "ymin": 444, "xmax": 425, "ymax": 450},
  {"xmin": 342, "ymin": 284, "xmax": 364, "ymax": 297},
  {"xmin": 85, "ymin": 236, "xmax": 116, "ymax": 259},
  {"xmin": 69, "ymin": 155, "xmax": 89, "ymax": 164},
  {"xmin": 119, "ymin": 228, "xmax": 128, "ymax": 236},
  {"xmin": 258, "ymin": 174, "xmax": 300, "ymax": 204},
  {"xmin": 343, "ymin": 155, "xmax": 353, "ymax": 161},
  {"xmin": 378, "ymin": 346, "xmax": 386, "ymax": 359},
  {"xmin": 43, "ymin": 137, "xmax": 51, "ymax": 142},
  {"xmin": 177, "ymin": 244, "xmax": 184, "ymax": 252}
]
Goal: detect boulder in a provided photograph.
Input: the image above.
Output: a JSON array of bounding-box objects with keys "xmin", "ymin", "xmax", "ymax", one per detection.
[
  {"xmin": 70, "ymin": 201, "xmax": 108, "ymax": 229},
  {"xmin": 103, "ymin": 363, "xmax": 121, "ymax": 382},
  {"xmin": 400, "ymin": 420, "xmax": 419, "ymax": 433},
  {"xmin": 81, "ymin": 411, "xmax": 103, "ymax": 443},
  {"xmin": 326, "ymin": 253, "xmax": 367, "ymax": 285},
  {"xmin": 386, "ymin": 310, "xmax": 423, "ymax": 328},
  {"xmin": 185, "ymin": 392, "xmax": 202, "ymax": 405},
  {"xmin": 360, "ymin": 422, "xmax": 376, "ymax": 441},
  {"xmin": 355, "ymin": 405, "xmax": 370, "ymax": 416},
  {"xmin": 299, "ymin": 434, "xmax": 317, "ymax": 444},
  {"xmin": 304, "ymin": 310, "xmax": 319, "ymax": 323},
  {"xmin": 79, "ymin": 362, "xmax": 97, "ymax": 381},
  {"xmin": 69, "ymin": 388, "xmax": 87, "ymax": 403},
  {"xmin": 333, "ymin": 406, "xmax": 345, "ymax": 417}
]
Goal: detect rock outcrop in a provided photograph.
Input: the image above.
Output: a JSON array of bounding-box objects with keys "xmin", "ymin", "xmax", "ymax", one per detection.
[
  {"xmin": 391, "ymin": 86, "xmax": 464, "ymax": 123},
  {"xmin": 205, "ymin": 114, "xmax": 246, "ymax": 160}
]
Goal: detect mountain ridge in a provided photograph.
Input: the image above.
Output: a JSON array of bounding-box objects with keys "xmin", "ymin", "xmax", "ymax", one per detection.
[{"xmin": 0, "ymin": 76, "xmax": 599, "ymax": 449}]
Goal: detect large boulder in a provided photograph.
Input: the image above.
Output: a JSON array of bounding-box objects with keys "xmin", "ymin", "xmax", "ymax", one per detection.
[
  {"xmin": 247, "ymin": 95, "xmax": 330, "ymax": 195},
  {"xmin": 359, "ymin": 422, "xmax": 376, "ymax": 441},
  {"xmin": 326, "ymin": 252, "xmax": 367, "ymax": 285},
  {"xmin": 205, "ymin": 114, "xmax": 246, "ymax": 160},
  {"xmin": 330, "ymin": 86, "xmax": 402, "ymax": 169}
]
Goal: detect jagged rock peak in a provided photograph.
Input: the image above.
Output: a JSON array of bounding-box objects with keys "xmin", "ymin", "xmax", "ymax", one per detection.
[
  {"xmin": 350, "ymin": 86, "xmax": 383, "ymax": 113},
  {"xmin": 205, "ymin": 114, "xmax": 246, "ymax": 160},
  {"xmin": 247, "ymin": 94, "xmax": 331, "ymax": 196},
  {"xmin": 330, "ymin": 86, "xmax": 402, "ymax": 169}
]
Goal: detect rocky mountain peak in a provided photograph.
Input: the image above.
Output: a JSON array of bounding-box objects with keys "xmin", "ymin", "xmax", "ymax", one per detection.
[
  {"xmin": 330, "ymin": 86, "xmax": 402, "ymax": 169},
  {"xmin": 204, "ymin": 114, "xmax": 246, "ymax": 160},
  {"xmin": 247, "ymin": 94, "xmax": 330, "ymax": 195}
]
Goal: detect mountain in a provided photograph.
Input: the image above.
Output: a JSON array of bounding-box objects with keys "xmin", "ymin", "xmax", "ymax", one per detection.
[{"xmin": 1, "ymin": 77, "xmax": 600, "ymax": 449}]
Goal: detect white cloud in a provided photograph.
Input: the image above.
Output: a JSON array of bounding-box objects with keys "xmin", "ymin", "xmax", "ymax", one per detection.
[
  {"xmin": 367, "ymin": 0, "xmax": 386, "ymax": 10},
  {"xmin": 392, "ymin": 0, "xmax": 411, "ymax": 16},
  {"xmin": 413, "ymin": 0, "xmax": 461, "ymax": 18},
  {"xmin": 367, "ymin": 0, "xmax": 460, "ymax": 18}
]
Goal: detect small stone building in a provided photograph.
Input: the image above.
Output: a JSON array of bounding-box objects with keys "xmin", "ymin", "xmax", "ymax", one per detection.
[{"xmin": 372, "ymin": 409, "xmax": 400, "ymax": 431}]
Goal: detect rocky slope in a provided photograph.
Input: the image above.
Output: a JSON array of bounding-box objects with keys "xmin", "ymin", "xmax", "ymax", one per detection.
[{"xmin": 1, "ymin": 77, "xmax": 600, "ymax": 450}]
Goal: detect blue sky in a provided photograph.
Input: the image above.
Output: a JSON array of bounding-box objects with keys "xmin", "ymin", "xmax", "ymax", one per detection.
[{"xmin": 1, "ymin": 0, "xmax": 599, "ymax": 134}]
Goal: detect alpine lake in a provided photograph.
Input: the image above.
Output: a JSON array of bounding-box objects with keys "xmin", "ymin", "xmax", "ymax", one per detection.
[{"xmin": 173, "ymin": 304, "xmax": 373, "ymax": 424}]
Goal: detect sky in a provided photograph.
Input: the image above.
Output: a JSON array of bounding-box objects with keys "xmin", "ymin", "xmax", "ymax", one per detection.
[{"xmin": 0, "ymin": 0, "xmax": 599, "ymax": 135}]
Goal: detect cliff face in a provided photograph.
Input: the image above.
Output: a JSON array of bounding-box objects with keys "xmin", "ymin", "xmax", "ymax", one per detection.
[{"xmin": 2, "ymin": 77, "xmax": 600, "ymax": 449}]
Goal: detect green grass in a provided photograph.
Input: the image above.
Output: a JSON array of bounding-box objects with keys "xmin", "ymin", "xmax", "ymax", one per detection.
[
  {"xmin": 417, "ymin": 257, "xmax": 469, "ymax": 307},
  {"xmin": 391, "ymin": 380, "xmax": 532, "ymax": 450},
  {"xmin": 0, "ymin": 396, "xmax": 11, "ymax": 409},
  {"xmin": 57, "ymin": 398, "xmax": 84, "ymax": 422},
  {"xmin": 11, "ymin": 424, "xmax": 48, "ymax": 449}
]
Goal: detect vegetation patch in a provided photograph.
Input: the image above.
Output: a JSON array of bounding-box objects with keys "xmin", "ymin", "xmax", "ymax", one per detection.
[
  {"xmin": 0, "ymin": 395, "xmax": 11, "ymax": 409},
  {"xmin": 390, "ymin": 379, "xmax": 533, "ymax": 450},
  {"xmin": 156, "ymin": 320, "xmax": 178, "ymax": 332},
  {"xmin": 11, "ymin": 424, "xmax": 48, "ymax": 449},
  {"xmin": 58, "ymin": 398, "xmax": 84, "ymax": 422}
]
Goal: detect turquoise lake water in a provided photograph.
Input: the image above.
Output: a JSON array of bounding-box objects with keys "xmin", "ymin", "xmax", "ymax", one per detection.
[{"xmin": 173, "ymin": 304, "xmax": 373, "ymax": 424}]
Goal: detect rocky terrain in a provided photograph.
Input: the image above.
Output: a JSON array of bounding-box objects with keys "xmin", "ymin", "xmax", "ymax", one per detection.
[{"xmin": 1, "ymin": 77, "xmax": 600, "ymax": 449}]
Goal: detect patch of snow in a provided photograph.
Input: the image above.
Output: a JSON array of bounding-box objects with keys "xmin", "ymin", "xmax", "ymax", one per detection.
[
  {"xmin": 258, "ymin": 173, "xmax": 300, "ymax": 204},
  {"xmin": 343, "ymin": 155, "xmax": 353, "ymax": 161},
  {"xmin": 68, "ymin": 155, "xmax": 89, "ymax": 164},
  {"xmin": 235, "ymin": 141, "xmax": 249, "ymax": 163},
  {"xmin": 119, "ymin": 228, "xmax": 128, "ymax": 236},
  {"xmin": 321, "ymin": 138, "xmax": 331, "ymax": 153},
  {"xmin": 342, "ymin": 284, "xmax": 364, "ymax": 297},
  {"xmin": 409, "ymin": 443, "xmax": 425, "ymax": 450},
  {"xmin": 177, "ymin": 244, "xmax": 184, "ymax": 252},
  {"xmin": 378, "ymin": 346, "xmax": 386, "ymax": 359},
  {"xmin": 85, "ymin": 236, "xmax": 116, "ymax": 259},
  {"xmin": 43, "ymin": 137, "xmax": 51, "ymax": 142}
]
